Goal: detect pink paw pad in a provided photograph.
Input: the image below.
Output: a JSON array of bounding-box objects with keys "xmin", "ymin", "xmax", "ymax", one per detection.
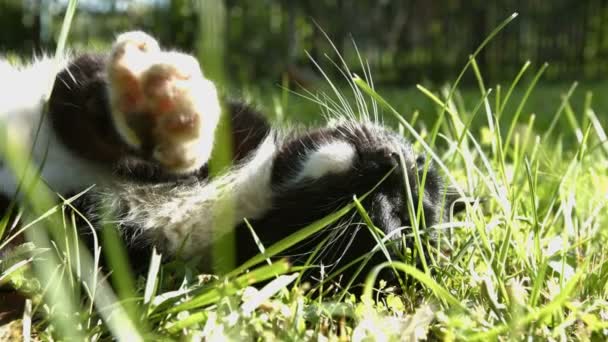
[{"xmin": 106, "ymin": 31, "xmax": 218, "ymax": 174}]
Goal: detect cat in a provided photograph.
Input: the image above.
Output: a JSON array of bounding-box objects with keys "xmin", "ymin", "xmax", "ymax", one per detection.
[{"xmin": 0, "ymin": 31, "xmax": 463, "ymax": 287}]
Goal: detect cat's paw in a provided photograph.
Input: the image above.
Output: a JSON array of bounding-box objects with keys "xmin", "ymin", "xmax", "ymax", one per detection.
[{"xmin": 106, "ymin": 31, "xmax": 220, "ymax": 174}]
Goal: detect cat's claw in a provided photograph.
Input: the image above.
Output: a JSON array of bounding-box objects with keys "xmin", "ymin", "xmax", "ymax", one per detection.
[{"xmin": 106, "ymin": 31, "xmax": 220, "ymax": 174}]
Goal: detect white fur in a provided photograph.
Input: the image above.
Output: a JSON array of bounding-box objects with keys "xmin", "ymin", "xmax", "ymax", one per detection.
[
  {"xmin": 0, "ymin": 56, "xmax": 112, "ymax": 197},
  {"xmin": 293, "ymin": 141, "xmax": 356, "ymax": 182},
  {"xmin": 102, "ymin": 134, "xmax": 277, "ymax": 259},
  {"xmin": 177, "ymin": 78, "xmax": 221, "ymax": 172},
  {"xmin": 0, "ymin": 56, "xmax": 56, "ymax": 116}
]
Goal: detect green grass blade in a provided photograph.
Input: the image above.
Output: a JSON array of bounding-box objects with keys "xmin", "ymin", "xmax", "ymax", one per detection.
[{"xmin": 362, "ymin": 261, "xmax": 468, "ymax": 312}]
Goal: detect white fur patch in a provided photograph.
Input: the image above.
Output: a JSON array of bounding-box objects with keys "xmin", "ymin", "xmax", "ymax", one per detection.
[
  {"xmin": 0, "ymin": 57, "xmax": 58, "ymax": 122},
  {"xmin": 105, "ymin": 134, "xmax": 278, "ymax": 260},
  {"xmin": 0, "ymin": 56, "xmax": 112, "ymax": 197},
  {"xmin": 293, "ymin": 141, "xmax": 356, "ymax": 182}
]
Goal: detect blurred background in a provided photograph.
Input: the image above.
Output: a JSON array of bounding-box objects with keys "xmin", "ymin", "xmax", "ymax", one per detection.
[{"xmin": 1, "ymin": 0, "xmax": 607, "ymax": 128}]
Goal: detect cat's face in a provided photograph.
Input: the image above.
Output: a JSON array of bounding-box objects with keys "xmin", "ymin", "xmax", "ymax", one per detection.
[
  {"xmin": 243, "ymin": 122, "xmax": 452, "ymax": 285},
  {"xmin": 271, "ymin": 121, "xmax": 446, "ymax": 227}
]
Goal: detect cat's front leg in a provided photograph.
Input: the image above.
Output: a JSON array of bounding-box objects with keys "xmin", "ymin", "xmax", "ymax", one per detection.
[{"xmin": 48, "ymin": 31, "xmax": 221, "ymax": 180}]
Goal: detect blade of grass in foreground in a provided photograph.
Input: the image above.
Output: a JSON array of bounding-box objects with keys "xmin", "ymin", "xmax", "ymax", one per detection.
[
  {"xmin": 164, "ymin": 270, "xmax": 298, "ymax": 333},
  {"xmin": 429, "ymin": 12, "xmax": 519, "ymax": 150},
  {"xmin": 100, "ymin": 217, "xmax": 143, "ymax": 326},
  {"xmin": 362, "ymin": 261, "xmax": 468, "ymax": 312},
  {"xmin": 198, "ymin": 0, "xmax": 235, "ymax": 274},
  {"xmin": 161, "ymin": 259, "xmax": 291, "ymax": 315},
  {"xmin": 469, "ymin": 269, "xmax": 582, "ymax": 340},
  {"xmin": 502, "ymin": 62, "xmax": 548, "ymax": 158},
  {"xmin": 352, "ymin": 195, "xmax": 403, "ymax": 284},
  {"xmin": 2, "ymin": 119, "xmax": 146, "ymax": 341}
]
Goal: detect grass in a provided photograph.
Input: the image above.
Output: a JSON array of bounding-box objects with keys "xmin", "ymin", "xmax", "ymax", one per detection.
[
  {"xmin": 2, "ymin": 5, "xmax": 608, "ymax": 341},
  {"xmin": 249, "ymin": 79, "xmax": 608, "ymax": 147}
]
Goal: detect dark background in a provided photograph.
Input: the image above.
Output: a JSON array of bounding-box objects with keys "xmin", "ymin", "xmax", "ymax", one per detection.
[{"xmin": 2, "ymin": 0, "xmax": 608, "ymax": 86}]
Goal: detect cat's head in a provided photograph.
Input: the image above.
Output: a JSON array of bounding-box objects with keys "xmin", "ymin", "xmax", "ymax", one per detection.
[{"xmin": 251, "ymin": 122, "xmax": 466, "ymax": 289}]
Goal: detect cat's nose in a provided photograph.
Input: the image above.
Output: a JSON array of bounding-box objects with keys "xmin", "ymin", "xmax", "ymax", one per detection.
[
  {"xmin": 367, "ymin": 147, "xmax": 400, "ymax": 170},
  {"xmin": 416, "ymin": 154, "xmax": 426, "ymax": 168}
]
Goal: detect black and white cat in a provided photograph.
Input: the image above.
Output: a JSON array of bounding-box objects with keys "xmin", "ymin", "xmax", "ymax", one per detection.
[{"xmin": 0, "ymin": 32, "xmax": 462, "ymax": 285}]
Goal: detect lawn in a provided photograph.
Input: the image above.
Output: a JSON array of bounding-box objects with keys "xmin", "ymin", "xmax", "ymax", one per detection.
[
  {"xmin": 2, "ymin": 6, "xmax": 608, "ymax": 342},
  {"xmin": 251, "ymin": 78, "xmax": 608, "ymax": 144}
]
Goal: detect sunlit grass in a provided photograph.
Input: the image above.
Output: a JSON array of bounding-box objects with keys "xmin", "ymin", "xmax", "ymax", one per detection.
[{"xmin": 1, "ymin": 5, "xmax": 608, "ymax": 341}]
